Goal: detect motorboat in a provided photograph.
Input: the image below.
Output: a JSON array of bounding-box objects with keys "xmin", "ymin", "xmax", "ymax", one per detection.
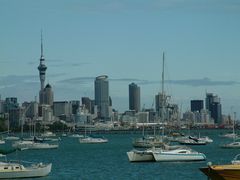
[
  {"xmin": 69, "ymin": 134, "xmax": 84, "ymax": 138},
  {"xmin": 79, "ymin": 136, "xmax": 108, "ymax": 144},
  {"xmin": 153, "ymin": 148, "xmax": 206, "ymax": 162},
  {"xmin": 200, "ymin": 154, "xmax": 240, "ymax": 180},
  {"xmin": 220, "ymin": 141, "xmax": 240, "ymax": 149},
  {"xmin": 41, "ymin": 131, "xmax": 56, "ymax": 138},
  {"xmin": 178, "ymin": 136, "xmax": 207, "ymax": 145},
  {"xmin": 127, "ymin": 148, "xmax": 156, "ymax": 162},
  {"xmin": 220, "ymin": 133, "xmax": 239, "ymax": 139},
  {"xmin": 0, "ymin": 155, "xmax": 52, "ymax": 179},
  {"xmin": 198, "ymin": 136, "xmax": 213, "ymax": 143},
  {"xmin": 4, "ymin": 136, "xmax": 20, "ymax": 141},
  {"xmin": 12, "ymin": 140, "xmax": 58, "ymax": 150}
]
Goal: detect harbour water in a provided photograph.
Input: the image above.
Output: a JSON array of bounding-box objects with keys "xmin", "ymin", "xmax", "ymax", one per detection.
[{"xmin": 3, "ymin": 129, "xmax": 239, "ymax": 179}]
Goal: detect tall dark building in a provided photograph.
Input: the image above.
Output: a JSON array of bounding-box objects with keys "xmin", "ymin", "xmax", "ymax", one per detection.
[
  {"xmin": 205, "ymin": 93, "xmax": 222, "ymax": 124},
  {"xmin": 191, "ymin": 100, "xmax": 204, "ymax": 112},
  {"xmin": 94, "ymin": 75, "xmax": 110, "ymax": 120},
  {"xmin": 71, "ymin": 100, "xmax": 80, "ymax": 114},
  {"xmin": 82, "ymin": 97, "xmax": 92, "ymax": 113},
  {"xmin": 212, "ymin": 102, "xmax": 222, "ymax": 124},
  {"xmin": 129, "ymin": 83, "xmax": 140, "ymax": 112}
]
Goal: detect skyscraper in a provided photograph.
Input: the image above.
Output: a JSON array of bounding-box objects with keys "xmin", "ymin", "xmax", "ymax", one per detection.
[
  {"xmin": 191, "ymin": 100, "xmax": 204, "ymax": 112},
  {"xmin": 129, "ymin": 83, "xmax": 140, "ymax": 112},
  {"xmin": 205, "ymin": 93, "xmax": 222, "ymax": 124},
  {"xmin": 94, "ymin": 75, "xmax": 110, "ymax": 120}
]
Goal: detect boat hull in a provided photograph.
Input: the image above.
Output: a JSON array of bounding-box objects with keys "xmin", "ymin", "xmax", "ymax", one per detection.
[
  {"xmin": 79, "ymin": 137, "xmax": 108, "ymax": 144},
  {"xmin": 200, "ymin": 165, "xmax": 240, "ymax": 180},
  {"xmin": 0, "ymin": 163, "xmax": 52, "ymax": 179},
  {"xmin": 153, "ymin": 152, "xmax": 206, "ymax": 162},
  {"xmin": 127, "ymin": 151, "xmax": 155, "ymax": 162}
]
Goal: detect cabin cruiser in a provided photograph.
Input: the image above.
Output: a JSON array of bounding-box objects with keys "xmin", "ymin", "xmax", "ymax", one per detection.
[{"xmin": 0, "ymin": 154, "xmax": 52, "ymax": 179}]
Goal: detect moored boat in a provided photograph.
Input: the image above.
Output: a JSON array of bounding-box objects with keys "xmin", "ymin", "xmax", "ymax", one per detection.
[
  {"xmin": 79, "ymin": 136, "xmax": 108, "ymax": 144},
  {"xmin": 153, "ymin": 148, "xmax": 206, "ymax": 162},
  {"xmin": 200, "ymin": 154, "xmax": 240, "ymax": 180},
  {"xmin": 127, "ymin": 148, "xmax": 155, "ymax": 162},
  {"xmin": 0, "ymin": 157, "xmax": 52, "ymax": 179},
  {"xmin": 12, "ymin": 140, "xmax": 58, "ymax": 150},
  {"xmin": 220, "ymin": 141, "xmax": 240, "ymax": 149}
]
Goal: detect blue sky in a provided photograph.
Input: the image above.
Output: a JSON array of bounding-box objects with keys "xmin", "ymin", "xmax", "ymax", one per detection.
[{"xmin": 0, "ymin": 0, "xmax": 240, "ymax": 115}]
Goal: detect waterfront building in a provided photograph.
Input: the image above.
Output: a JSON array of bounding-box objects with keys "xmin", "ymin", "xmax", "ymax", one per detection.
[
  {"xmin": 94, "ymin": 75, "xmax": 110, "ymax": 121},
  {"xmin": 191, "ymin": 100, "xmax": 204, "ymax": 112},
  {"xmin": 136, "ymin": 111, "xmax": 149, "ymax": 123},
  {"xmin": 38, "ymin": 104, "xmax": 54, "ymax": 122},
  {"xmin": 129, "ymin": 83, "xmax": 140, "ymax": 112},
  {"xmin": 53, "ymin": 101, "xmax": 72, "ymax": 118}
]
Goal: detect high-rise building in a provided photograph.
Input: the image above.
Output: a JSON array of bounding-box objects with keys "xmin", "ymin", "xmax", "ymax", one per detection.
[
  {"xmin": 191, "ymin": 100, "xmax": 204, "ymax": 112},
  {"xmin": 205, "ymin": 93, "xmax": 222, "ymax": 124},
  {"xmin": 94, "ymin": 75, "xmax": 110, "ymax": 120},
  {"xmin": 129, "ymin": 83, "xmax": 140, "ymax": 112},
  {"xmin": 82, "ymin": 97, "xmax": 92, "ymax": 114},
  {"xmin": 71, "ymin": 100, "xmax": 80, "ymax": 114}
]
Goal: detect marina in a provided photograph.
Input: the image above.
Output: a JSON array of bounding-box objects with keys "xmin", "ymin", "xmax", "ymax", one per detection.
[{"xmin": 0, "ymin": 129, "xmax": 239, "ymax": 179}]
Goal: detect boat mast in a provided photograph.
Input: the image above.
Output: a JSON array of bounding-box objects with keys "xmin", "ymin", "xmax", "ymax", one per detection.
[
  {"xmin": 233, "ymin": 112, "xmax": 236, "ymax": 142},
  {"xmin": 161, "ymin": 52, "xmax": 165, "ymax": 137}
]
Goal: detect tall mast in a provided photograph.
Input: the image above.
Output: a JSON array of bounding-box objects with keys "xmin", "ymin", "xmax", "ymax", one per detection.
[
  {"xmin": 161, "ymin": 52, "xmax": 165, "ymax": 137},
  {"xmin": 161, "ymin": 52, "xmax": 165, "ymax": 122}
]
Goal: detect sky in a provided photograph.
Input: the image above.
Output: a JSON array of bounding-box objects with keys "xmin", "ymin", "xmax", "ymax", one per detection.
[{"xmin": 0, "ymin": 0, "xmax": 240, "ymax": 116}]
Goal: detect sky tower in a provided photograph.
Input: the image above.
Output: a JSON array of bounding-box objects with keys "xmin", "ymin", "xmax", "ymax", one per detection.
[{"xmin": 38, "ymin": 32, "xmax": 47, "ymax": 90}]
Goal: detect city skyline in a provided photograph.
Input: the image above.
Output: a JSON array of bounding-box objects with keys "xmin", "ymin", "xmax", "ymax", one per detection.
[{"xmin": 0, "ymin": 0, "xmax": 240, "ymax": 115}]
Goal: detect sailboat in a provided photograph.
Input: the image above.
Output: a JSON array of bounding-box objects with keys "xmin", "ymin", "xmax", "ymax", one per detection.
[
  {"xmin": 220, "ymin": 112, "xmax": 239, "ymax": 139},
  {"xmin": 132, "ymin": 53, "xmax": 168, "ymax": 148},
  {"xmin": 221, "ymin": 112, "xmax": 240, "ymax": 148},
  {"xmin": 79, "ymin": 125, "xmax": 108, "ymax": 144},
  {"xmin": 4, "ymin": 114, "xmax": 19, "ymax": 141}
]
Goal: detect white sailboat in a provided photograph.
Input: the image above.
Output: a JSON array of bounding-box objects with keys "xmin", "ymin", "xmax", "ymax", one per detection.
[
  {"xmin": 132, "ymin": 52, "xmax": 168, "ymax": 148},
  {"xmin": 79, "ymin": 125, "xmax": 108, "ymax": 144},
  {"xmin": 12, "ymin": 140, "xmax": 58, "ymax": 150},
  {"xmin": 221, "ymin": 112, "xmax": 240, "ymax": 148},
  {"xmin": 4, "ymin": 113, "xmax": 19, "ymax": 141},
  {"xmin": 220, "ymin": 112, "xmax": 239, "ymax": 139}
]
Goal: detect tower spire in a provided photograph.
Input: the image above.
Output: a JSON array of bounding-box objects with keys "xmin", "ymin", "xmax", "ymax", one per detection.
[
  {"xmin": 38, "ymin": 31, "xmax": 47, "ymax": 91},
  {"xmin": 41, "ymin": 30, "xmax": 43, "ymax": 58}
]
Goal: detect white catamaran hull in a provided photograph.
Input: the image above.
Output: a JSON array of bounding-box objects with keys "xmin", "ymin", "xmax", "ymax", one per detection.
[{"xmin": 127, "ymin": 150, "xmax": 155, "ymax": 162}]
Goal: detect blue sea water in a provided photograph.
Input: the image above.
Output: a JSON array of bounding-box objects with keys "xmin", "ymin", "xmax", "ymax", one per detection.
[{"xmin": 4, "ymin": 129, "xmax": 240, "ymax": 180}]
